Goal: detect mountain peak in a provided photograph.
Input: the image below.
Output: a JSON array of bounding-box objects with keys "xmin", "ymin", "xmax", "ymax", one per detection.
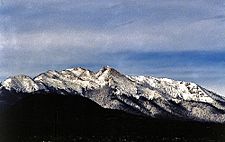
[
  {"xmin": 65, "ymin": 67, "xmax": 94, "ymax": 78},
  {"xmin": 96, "ymin": 66, "xmax": 123, "ymax": 78},
  {"xmin": 1, "ymin": 75, "xmax": 39, "ymax": 93}
]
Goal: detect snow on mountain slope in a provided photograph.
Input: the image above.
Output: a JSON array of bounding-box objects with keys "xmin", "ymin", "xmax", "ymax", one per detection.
[
  {"xmin": 1, "ymin": 75, "xmax": 40, "ymax": 93},
  {"xmin": 0, "ymin": 66, "xmax": 225, "ymax": 123}
]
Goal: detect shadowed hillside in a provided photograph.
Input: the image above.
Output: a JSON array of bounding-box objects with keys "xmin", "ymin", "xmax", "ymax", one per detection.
[{"xmin": 0, "ymin": 93, "xmax": 225, "ymax": 142}]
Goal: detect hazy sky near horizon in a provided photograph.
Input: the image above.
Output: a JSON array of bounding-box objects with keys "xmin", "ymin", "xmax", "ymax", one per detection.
[{"xmin": 0, "ymin": 0, "xmax": 225, "ymax": 95}]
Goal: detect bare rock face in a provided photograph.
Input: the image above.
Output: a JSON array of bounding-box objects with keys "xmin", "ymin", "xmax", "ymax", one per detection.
[{"xmin": 1, "ymin": 66, "xmax": 225, "ymax": 123}]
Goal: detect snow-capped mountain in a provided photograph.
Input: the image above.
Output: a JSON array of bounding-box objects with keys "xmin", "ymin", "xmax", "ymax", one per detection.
[{"xmin": 1, "ymin": 66, "xmax": 225, "ymax": 123}]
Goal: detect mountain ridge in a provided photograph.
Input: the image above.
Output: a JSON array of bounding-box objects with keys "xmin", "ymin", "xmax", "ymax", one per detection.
[{"xmin": 1, "ymin": 66, "xmax": 225, "ymax": 123}]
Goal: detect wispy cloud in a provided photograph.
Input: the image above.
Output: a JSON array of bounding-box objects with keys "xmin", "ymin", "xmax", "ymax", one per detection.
[
  {"xmin": 1, "ymin": 19, "xmax": 225, "ymax": 52},
  {"xmin": 1, "ymin": 0, "xmax": 225, "ymax": 51}
]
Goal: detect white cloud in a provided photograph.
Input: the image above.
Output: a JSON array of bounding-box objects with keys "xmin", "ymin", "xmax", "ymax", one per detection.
[
  {"xmin": 1, "ymin": 0, "xmax": 225, "ymax": 52},
  {"xmin": 1, "ymin": 29, "xmax": 169, "ymax": 52},
  {"xmin": 2, "ymin": 18, "xmax": 225, "ymax": 52}
]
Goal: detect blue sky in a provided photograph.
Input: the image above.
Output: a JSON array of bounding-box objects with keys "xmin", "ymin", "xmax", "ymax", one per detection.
[{"xmin": 0, "ymin": 0, "xmax": 225, "ymax": 95}]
